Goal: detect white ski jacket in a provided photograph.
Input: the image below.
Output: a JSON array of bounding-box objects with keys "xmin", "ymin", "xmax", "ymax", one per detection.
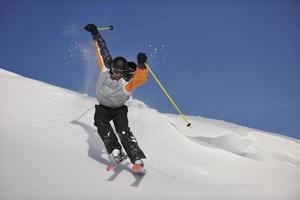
[{"xmin": 93, "ymin": 34, "xmax": 148, "ymax": 108}]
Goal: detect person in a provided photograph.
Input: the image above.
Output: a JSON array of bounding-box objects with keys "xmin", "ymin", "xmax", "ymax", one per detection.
[{"xmin": 84, "ymin": 24, "xmax": 148, "ymax": 170}]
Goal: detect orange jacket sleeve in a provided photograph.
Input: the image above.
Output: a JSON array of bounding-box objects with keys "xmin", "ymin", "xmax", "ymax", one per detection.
[
  {"xmin": 92, "ymin": 33, "xmax": 113, "ymax": 72},
  {"xmin": 93, "ymin": 40, "xmax": 106, "ymax": 72},
  {"xmin": 125, "ymin": 67, "xmax": 148, "ymax": 92}
]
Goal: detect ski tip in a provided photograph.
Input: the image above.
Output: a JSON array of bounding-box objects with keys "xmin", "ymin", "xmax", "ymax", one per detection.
[{"xmin": 106, "ymin": 165, "xmax": 114, "ymax": 171}]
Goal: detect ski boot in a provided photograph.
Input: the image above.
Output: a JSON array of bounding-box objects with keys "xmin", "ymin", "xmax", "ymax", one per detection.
[
  {"xmin": 132, "ymin": 159, "xmax": 146, "ymax": 175},
  {"xmin": 106, "ymin": 149, "xmax": 128, "ymax": 171},
  {"xmin": 111, "ymin": 149, "xmax": 126, "ymax": 163}
]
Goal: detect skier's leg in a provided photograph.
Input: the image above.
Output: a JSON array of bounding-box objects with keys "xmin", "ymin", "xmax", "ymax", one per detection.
[
  {"xmin": 112, "ymin": 106, "xmax": 146, "ymax": 163},
  {"xmin": 94, "ymin": 105, "xmax": 122, "ymax": 154}
]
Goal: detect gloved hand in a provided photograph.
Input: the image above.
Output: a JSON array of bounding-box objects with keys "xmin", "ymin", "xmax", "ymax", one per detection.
[
  {"xmin": 137, "ymin": 52, "xmax": 147, "ymax": 68},
  {"xmin": 84, "ymin": 24, "xmax": 99, "ymax": 36}
]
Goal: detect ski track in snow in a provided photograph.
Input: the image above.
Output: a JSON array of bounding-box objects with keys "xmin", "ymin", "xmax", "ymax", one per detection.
[{"xmin": 1, "ymin": 68, "xmax": 300, "ymax": 200}]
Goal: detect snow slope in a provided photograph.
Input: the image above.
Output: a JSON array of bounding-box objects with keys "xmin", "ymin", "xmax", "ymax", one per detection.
[{"xmin": 0, "ymin": 68, "xmax": 300, "ymax": 200}]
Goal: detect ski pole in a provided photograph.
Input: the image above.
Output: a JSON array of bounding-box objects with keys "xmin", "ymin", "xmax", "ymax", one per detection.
[
  {"xmin": 97, "ymin": 26, "xmax": 114, "ymax": 31},
  {"xmin": 145, "ymin": 63, "xmax": 192, "ymax": 127}
]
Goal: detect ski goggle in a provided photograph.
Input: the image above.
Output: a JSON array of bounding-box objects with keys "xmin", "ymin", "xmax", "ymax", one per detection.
[{"xmin": 112, "ymin": 68, "xmax": 126, "ymax": 76}]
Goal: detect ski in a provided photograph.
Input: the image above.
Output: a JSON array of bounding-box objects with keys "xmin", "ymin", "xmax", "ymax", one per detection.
[{"xmin": 106, "ymin": 154, "xmax": 128, "ymax": 171}]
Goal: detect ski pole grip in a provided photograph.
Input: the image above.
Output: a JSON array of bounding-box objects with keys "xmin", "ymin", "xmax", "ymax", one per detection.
[{"xmin": 97, "ymin": 26, "xmax": 114, "ymax": 31}]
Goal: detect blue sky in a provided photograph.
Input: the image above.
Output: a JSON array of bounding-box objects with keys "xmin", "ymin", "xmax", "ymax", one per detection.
[{"xmin": 1, "ymin": 0, "xmax": 299, "ymax": 139}]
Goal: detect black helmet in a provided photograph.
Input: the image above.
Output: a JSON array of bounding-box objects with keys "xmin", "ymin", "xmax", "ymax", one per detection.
[{"xmin": 112, "ymin": 57, "xmax": 128, "ymax": 71}]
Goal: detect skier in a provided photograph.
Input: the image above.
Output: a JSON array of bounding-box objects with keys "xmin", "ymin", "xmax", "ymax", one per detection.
[{"xmin": 84, "ymin": 24, "xmax": 148, "ymax": 172}]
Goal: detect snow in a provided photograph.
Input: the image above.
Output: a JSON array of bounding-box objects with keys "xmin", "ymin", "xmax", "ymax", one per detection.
[{"xmin": 0, "ymin": 68, "xmax": 300, "ymax": 200}]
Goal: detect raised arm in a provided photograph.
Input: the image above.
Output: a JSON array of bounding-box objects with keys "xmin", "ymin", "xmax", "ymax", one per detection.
[
  {"xmin": 125, "ymin": 53, "xmax": 148, "ymax": 93},
  {"xmin": 84, "ymin": 24, "xmax": 113, "ymax": 72}
]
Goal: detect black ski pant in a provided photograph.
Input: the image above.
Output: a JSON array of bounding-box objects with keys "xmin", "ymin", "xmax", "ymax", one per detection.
[{"xmin": 94, "ymin": 104, "xmax": 146, "ymax": 163}]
